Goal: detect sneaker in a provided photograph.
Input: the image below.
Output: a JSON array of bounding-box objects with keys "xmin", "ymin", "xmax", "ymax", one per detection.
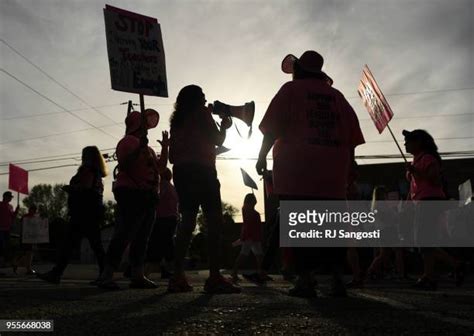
[
  {"xmin": 231, "ymin": 273, "xmax": 241, "ymax": 283},
  {"xmin": 168, "ymin": 275, "xmax": 193, "ymax": 293},
  {"xmin": 37, "ymin": 271, "xmax": 60, "ymax": 284},
  {"xmin": 242, "ymin": 273, "xmax": 255, "ymax": 281},
  {"xmin": 242, "ymin": 273, "xmax": 264, "ymax": 284},
  {"xmin": 262, "ymin": 274, "xmax": 274, "ymax": 282},
  {"xmin": 288, "ymin": 285, "xmax": 317, "ymax": 298},
  {"xmin": 281, "ymin": 270, "xmax": 295, "ymax": 282},
  {"xmin": 129, "ymin": 277, "xmax": 158, "ymax": 289},
  {"xmin": 413, "ymin": 277, "xmax": 437, "ymax": 291},
  {"xmin": 204, "ymin": 275, "xmax": 241, "ymax": 294},
  {"xmin": 253, "ymin": 274, "xmax": 268, "ymax": 286}
]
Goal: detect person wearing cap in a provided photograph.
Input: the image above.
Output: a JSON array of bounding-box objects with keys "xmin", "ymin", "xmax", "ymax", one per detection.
[
  {"xmin": 97, "ymin": 110, "xmax": 169, "ymax": 290},
  {"xmin": 403, "ymin": 129, "xmax": 465, "ymax": 290},
  {"xmin": 167, "ymin": 85, "xmax": 240, "ymax": 294},
  {"xmin": 37, "ymin": 146, "xmax": 107, "ymax": 284},
  {"xmin": 256, "ymin": 50, "xmax": 365, "ymax": 298},
  {"xmin": 0, "ymin": 191, "xmax": 19, "ymax": 268}
]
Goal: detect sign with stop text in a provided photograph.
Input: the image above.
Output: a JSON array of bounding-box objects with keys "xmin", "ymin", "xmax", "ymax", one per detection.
[
  {"xmin": 103, "ymin": 5, "xmax": 168, "ymax": 97},
  {"xmin": 358, "ymin": 65, "xmax": 393, "ymax": 133}
]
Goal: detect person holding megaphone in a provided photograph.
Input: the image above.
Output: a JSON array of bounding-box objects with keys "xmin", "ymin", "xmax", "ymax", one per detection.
[{"xmin": 168, "ymin": 85, "xmax": 241, "ymax": 294}]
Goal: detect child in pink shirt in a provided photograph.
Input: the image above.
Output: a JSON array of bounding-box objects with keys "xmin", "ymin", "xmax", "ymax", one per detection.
[
  {"xmin": 403, "ymin": 129, "xmax": 465, "ymax": 290},
  {"xmin": 232, "ymin": 194, "xmax": 264, "ymax": 282}
]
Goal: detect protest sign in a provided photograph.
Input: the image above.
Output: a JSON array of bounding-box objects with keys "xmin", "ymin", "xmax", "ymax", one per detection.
[
  {"xmin": 104, "ymin": 5, "xmax": 168, "ymax": 97},
  {"xmin": 241, "ymin": 168, "xmax": 258, "ymax": 190},
  {"xmin": 358, "ymin": 65, "xmax": 406, "ymax": 162},
  {"xmin": 358, "ymin": 65, "xmax": 394, "ymax": 134},
  {"xmin": 8, "ymin": 164, "xmax": 28, "ymax": 195},
  {"xmin": 22, "ymin": 217, "xmax": 49, "ymax": 244}
]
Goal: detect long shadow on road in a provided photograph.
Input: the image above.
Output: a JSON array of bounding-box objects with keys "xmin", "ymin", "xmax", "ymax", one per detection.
[{"xmin": 1, "ymin": 282, "xmax": 473, "ymax": 335}]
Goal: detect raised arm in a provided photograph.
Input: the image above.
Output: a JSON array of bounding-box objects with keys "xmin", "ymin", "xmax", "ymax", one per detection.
[{"xmin": 157, "ymin": 131, "xmax": 170, "ymax": 173}]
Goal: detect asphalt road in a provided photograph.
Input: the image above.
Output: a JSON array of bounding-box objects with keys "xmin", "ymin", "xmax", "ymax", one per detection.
[{"xmin": 0, "ymin": 265, "xmax": 473, "ymax": 336}]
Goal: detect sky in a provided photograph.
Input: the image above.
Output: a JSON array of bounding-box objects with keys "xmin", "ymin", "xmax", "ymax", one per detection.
[{"xmin": 1, "ymin": 0, "xmax": 473, "ymax": 220}]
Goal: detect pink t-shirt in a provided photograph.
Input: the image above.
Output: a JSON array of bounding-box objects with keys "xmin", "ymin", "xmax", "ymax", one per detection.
[
  {"xmin": 114, "ymin": 135, "xmax": 159, "ymax": 191},
  {"xmin": 0, "ymin": 201, "xmax": 15, "ymax": 231},
  {"xmin": 407, "ymin": 152, "xmax": 445, "ymax": 200},
  {"xmin": 169, "ymin": 107, "xmax": 217, "ymax": 168},
  {"xmin": 259, "ymin": 79, "xmax": 365, "ymax": 198},
  {"xmin": 240, "ymin": 206, "xmax": 262, "ymax": 242},
  {"xmin": 156, "ymin": 180, "xmax": 179, "ymax": 218}
]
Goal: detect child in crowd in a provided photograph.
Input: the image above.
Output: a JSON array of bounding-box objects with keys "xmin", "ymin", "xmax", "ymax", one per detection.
[
  {"xmin": 232, "ymin": 194, "xmax": 264, "ymax": 283},
  {"xmin": 145, "ymin": 167, "xmax": 179, "ymax": 278},
  {"xmin": 404, "ymin": 129, "xmax": 465, "ymax": 290}
]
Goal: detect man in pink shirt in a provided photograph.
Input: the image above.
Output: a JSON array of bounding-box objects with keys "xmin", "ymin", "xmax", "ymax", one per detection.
[
  {"xmin": 256, "ymin": 50, "xmax": 365, "ymax": 297},
  {"xmin": 0, "ymin": 191, "xmax": 19, "ymax": 267}
]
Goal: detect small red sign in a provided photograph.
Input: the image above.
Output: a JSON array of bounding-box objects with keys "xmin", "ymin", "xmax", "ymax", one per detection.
[{"xmin": 9, "ymin": 164, "xmax": 29, "ymax": 195}]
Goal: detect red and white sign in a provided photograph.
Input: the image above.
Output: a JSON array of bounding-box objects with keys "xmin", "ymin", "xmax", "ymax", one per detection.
[
  {"xmin": 103, "ymin": 5, "xmax": 168, "ymax": 97},
  {"xmin": 8, "ymin": 164, "xmax": 28, "ymax": 195},
  {"xmin": 358, "ymin": 65, "xmax": 394, "ymax": 133}
]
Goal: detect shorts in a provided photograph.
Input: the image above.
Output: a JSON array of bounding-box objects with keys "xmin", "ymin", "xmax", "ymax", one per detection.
[
  {"xmin": 240, "ymin": 241, "xmax": 263, "ymax": 256},
  {"xmin": 173, "ymin": 163, "xmax": 222, "ymax": 214}
]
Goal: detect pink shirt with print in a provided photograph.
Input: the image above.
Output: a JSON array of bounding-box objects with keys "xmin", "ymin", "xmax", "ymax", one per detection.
[
  {"xmin": 114, "ymin": 135, "xmax": 159, "ymax": 191},
  {"xmin": 407, "ymin": 152, "xmax": 445, "ymax": 200},
  {"xmin": 259, "ymin": 79, "xmax": 365, "ymax": 199}
]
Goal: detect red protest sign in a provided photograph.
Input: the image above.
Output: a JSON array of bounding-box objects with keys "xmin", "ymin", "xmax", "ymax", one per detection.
[
  {"xmin": 9, "ymin": 164, "xmax": 29, "ymax": 194},
  {"xmin": 358, "ymin": 65, "xmax": 394, "ymax": 134}
]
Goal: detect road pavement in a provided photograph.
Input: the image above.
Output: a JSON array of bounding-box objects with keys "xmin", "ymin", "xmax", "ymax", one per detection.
[{"xmin": 0, "ymin": 264, "xmax": 473, "ymax": 335}]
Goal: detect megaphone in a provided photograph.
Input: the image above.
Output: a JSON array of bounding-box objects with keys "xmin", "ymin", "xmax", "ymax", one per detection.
[{"xmin": 212, "ymin": 100, "xmax": 255, "ymax": 128}]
